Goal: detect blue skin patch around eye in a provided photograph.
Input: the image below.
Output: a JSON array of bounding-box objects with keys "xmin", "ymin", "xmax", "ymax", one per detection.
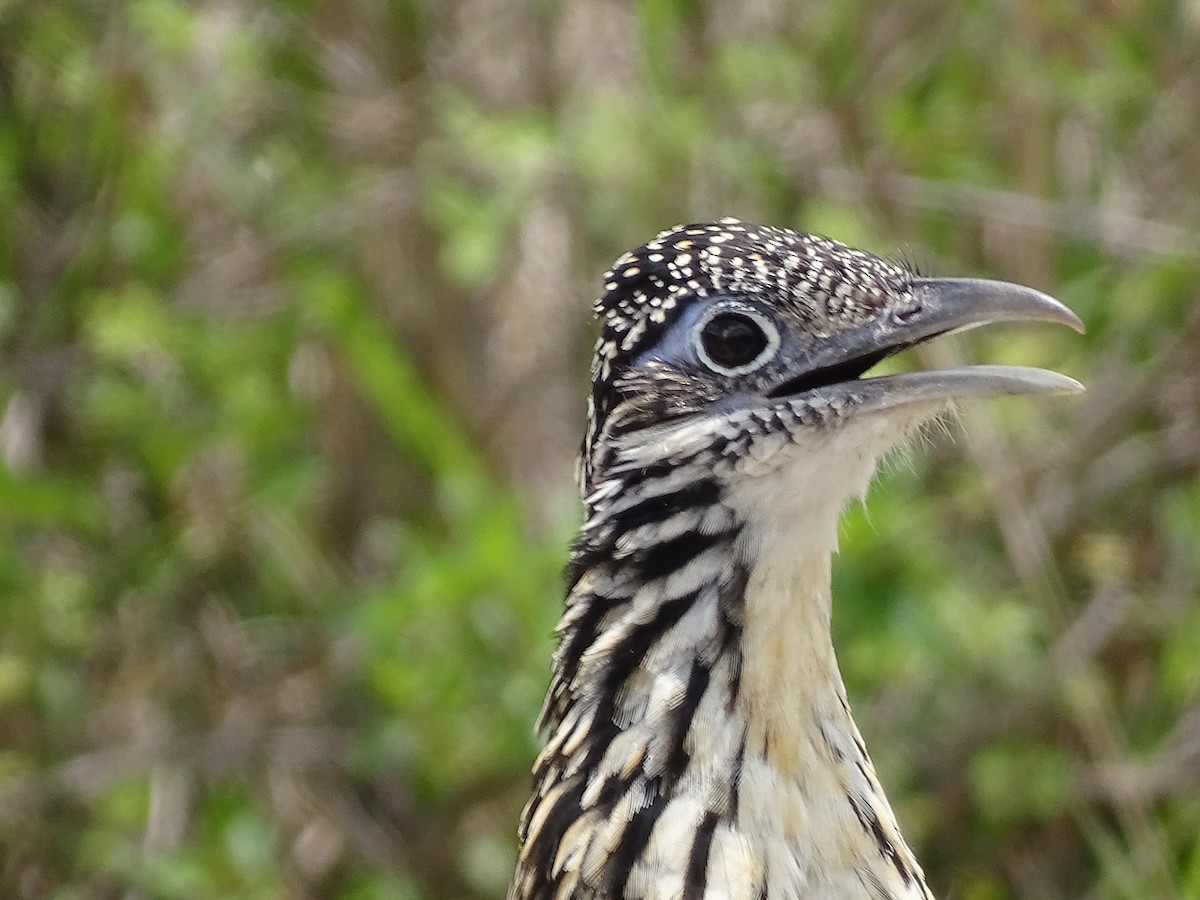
[{"xmin": 632, "ymin": 297, "xmax": 781, "ymax": 373}]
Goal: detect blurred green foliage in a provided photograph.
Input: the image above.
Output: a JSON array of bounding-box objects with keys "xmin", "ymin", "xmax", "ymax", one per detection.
[{"xmin": 1, "ymin": 0, "xmax": 1198, "ymax": 898}]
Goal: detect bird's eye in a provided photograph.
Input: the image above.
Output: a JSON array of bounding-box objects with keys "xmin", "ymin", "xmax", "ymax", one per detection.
[{"xmin": 695, "ymin": 309, "xmax": 778, "ymax": 374}]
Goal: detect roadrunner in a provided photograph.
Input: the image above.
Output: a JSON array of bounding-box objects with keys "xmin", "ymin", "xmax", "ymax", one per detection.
[{"xmin": 510, "ymin": 220, "xmax": 1083, "ymax": 900}]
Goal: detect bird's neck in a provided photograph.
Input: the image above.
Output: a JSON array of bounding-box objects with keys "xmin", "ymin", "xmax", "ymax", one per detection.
[
  {"xmin": 512, "ymin": 462, "xmax": 934, "ymax": 900},
  {"xmin": 732, "ymin": 489, "xmax": 933, "ymax": 900}
]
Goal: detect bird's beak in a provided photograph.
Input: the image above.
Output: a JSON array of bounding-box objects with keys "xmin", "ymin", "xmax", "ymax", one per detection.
[{"xmin": 771, "ymin": 277, "xmax": 1085, "ymax": 411}]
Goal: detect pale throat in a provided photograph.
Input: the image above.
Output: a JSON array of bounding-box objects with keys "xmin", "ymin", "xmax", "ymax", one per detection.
[
  {"xmin": 727, "ymin": 411, "xmax": 925, "ymax": 731},
  {"xmin": 729, "ymin": 422, "xmax": 887, "ymax": 761},
  {"xmin": 717, "ymin": 414, "xmax": 934, "ymax": 898}
]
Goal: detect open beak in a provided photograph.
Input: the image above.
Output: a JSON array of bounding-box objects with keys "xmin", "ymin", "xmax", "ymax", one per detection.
[{"xmin": 770, "ymin": 277, "xmax": 1085, "ymax": 410}]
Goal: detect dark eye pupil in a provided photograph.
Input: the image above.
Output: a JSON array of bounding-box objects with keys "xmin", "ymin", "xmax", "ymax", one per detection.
[{"xmin": 701, "ymin": 313, "xmax": 768, "ymax": 368}]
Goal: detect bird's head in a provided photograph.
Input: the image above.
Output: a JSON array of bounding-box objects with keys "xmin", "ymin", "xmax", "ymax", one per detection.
[{"xmin": 582, "ymin": 219, "xmax": 1082, "ymax": 530}]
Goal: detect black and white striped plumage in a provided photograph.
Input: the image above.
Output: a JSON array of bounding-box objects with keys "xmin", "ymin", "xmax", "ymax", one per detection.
[{"xmin": 510, "ymin": 220, "xmax": 1082, "ymax": 900}]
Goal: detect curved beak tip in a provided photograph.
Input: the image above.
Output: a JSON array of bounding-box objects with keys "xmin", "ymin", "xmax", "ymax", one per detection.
[
  {"xmin": 1061, "ymin": 307, "xmax": 1086, "ymax": 335},
  {"xmin": 1056, "ymin": 374, "xmax": 1087, "ymax": 394}
]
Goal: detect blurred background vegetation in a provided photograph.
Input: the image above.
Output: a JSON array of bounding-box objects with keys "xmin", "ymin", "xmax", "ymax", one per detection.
[{"xmin": 1, "ymin": 0, "xmax": 1198, "ymax": 898}]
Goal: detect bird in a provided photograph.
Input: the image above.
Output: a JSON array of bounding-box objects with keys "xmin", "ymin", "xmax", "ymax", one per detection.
[{"xmin": 508, "ymin": 219, "xmax": 1083, "ymax": 900}]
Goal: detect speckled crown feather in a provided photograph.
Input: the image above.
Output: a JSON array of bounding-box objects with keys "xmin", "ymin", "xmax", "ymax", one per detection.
[{"xmin": 582, "ymin": 218, "xmax": 914, "ymax": 491}]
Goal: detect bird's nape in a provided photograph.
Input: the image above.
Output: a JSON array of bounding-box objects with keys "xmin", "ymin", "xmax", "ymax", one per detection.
[{"xmin": 511, "ymin": 219, "xmax": 1082, "ymax": 900}]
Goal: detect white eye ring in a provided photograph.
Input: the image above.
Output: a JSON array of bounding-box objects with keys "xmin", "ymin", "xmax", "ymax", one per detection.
[{"xmin": 692, "ymin": 303, "xmax": 781, "ymax": 376}]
